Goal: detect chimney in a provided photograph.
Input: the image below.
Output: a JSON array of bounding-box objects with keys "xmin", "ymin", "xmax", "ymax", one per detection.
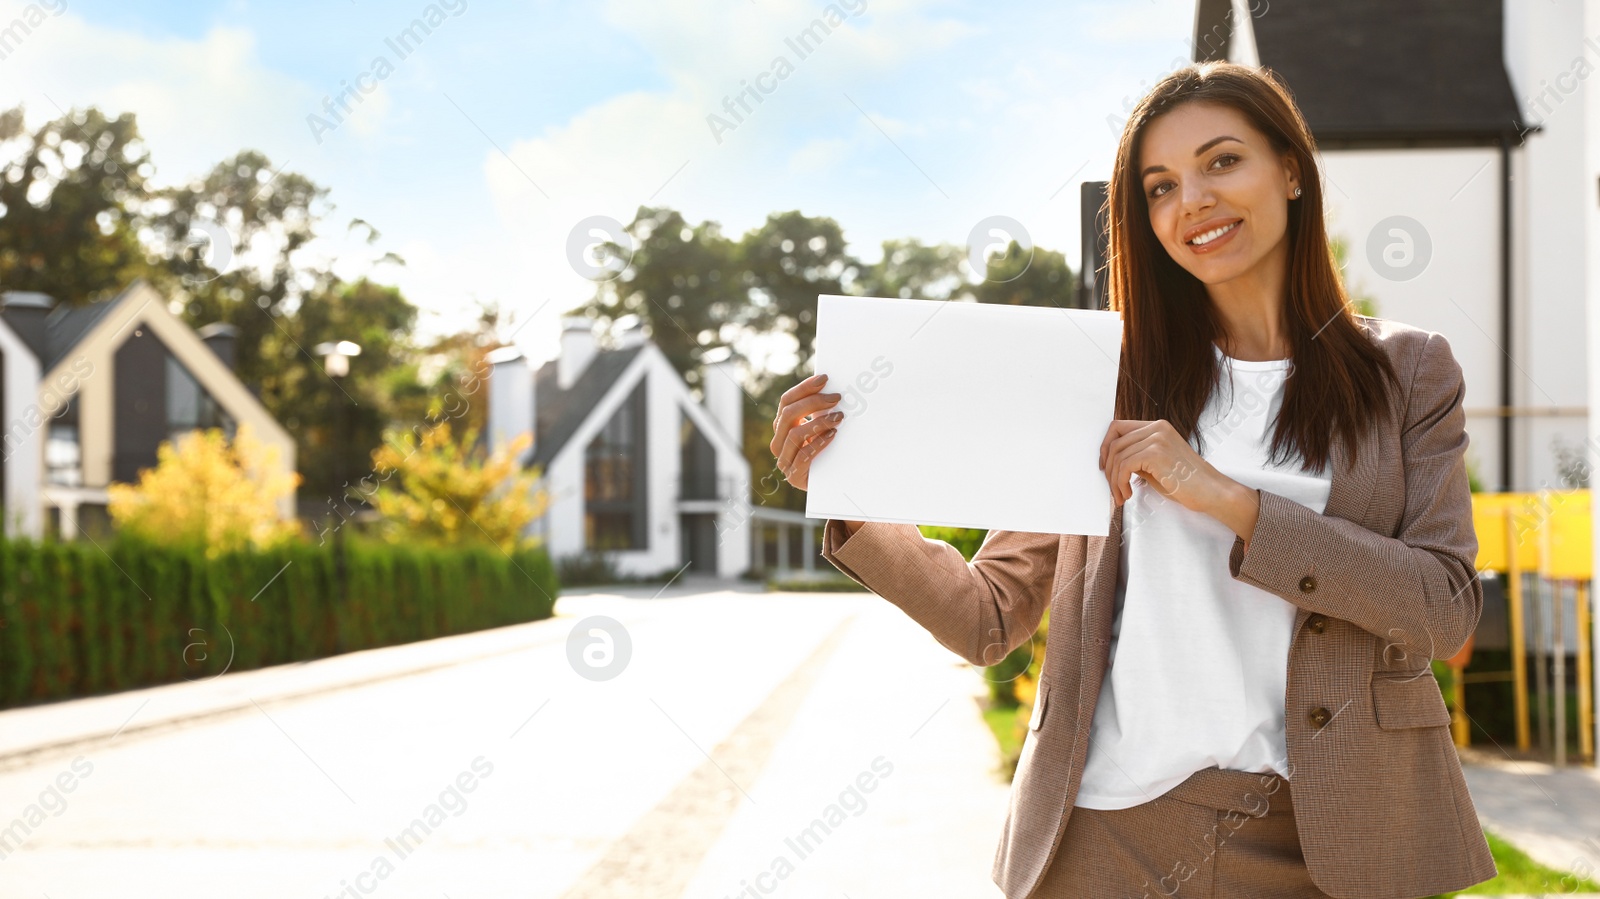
[
  {"xmin": 487, "ymin": 345, "xmax": 536, "ymax": 464},
  {"xmin": 558, "ymin": 315, "xmax": 597, "ymax": 390},
  {"xmin": 197, "ymin": 322, "xmax": 239, "ymax": 370},
  {"xmin": 616, "ymin": 313, "xmax": 646, "ymax": 349},
  {"xmin": 700, "ymin": 347, "xmax": 744, "ymax": 445},
  {"xmin": 0, "ymin": 291, "xmax": 53, "ymax": 363}
]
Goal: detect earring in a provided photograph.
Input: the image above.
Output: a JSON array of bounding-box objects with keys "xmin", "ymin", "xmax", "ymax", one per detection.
[{"xmin": 1294, "ymin": 186, "xmax": 1302, "ymax": 198}]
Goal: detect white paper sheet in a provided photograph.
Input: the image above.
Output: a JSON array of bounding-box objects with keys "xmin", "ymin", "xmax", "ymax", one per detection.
[{"xmin": 804, "ymin": 294, "xmax": 1123, "ymax": 536}]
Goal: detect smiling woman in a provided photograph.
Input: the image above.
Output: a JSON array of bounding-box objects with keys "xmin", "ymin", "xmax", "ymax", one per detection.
[{"xmin": 791, "ymin": 59, "xmax": 1494, "ymax": 899}]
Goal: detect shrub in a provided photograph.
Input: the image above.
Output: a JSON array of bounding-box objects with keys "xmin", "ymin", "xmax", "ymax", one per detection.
[
  {"xmin": 0, "ymin": 532, "xmax": 558, "ymax": 709},
  {"xmin": 106, "ymin": 424, "xmax": 301, "ymax": 557},
  {"xmin": 368, "ymin": 422, "xmax": 546, "ymax": 554}
]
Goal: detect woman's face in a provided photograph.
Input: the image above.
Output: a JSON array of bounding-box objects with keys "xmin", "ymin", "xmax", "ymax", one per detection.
[{"xmin": 1137, "ymin": 101, "xmax": 1300, "ymax": 286}]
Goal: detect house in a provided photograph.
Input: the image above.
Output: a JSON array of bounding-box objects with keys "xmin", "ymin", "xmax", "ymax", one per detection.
[
  {"xmin": 0, "ymin": 279, "xmax": 297, "ymax": 539},
  {"xmin": 1182, "ymin": 0, "xmax": 1580, "ymax": 495},
  {"xmin": 486, "ymin": 315, "xmax": 786, "ymax": 580}
]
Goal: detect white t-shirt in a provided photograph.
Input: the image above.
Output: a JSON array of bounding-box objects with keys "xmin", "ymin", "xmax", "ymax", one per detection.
[{"xmin": 1072, "ymin": 343, "xmax": 1333, "ymax": 810}]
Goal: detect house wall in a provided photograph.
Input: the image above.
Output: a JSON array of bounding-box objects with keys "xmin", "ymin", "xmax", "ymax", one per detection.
[
  {"xmin": 1319, "ymin": 147, "xmax": 1516, "ymax": 490},
  {"xmin": 0, "ymin": 326, "xmax": 43, "ymax": 537},
  {"xmin": 1320, "ymin": 119, "xmax": 1587, "ymax": 492},
  {"xmin": 1501, "ymin": 0, "xmax": 1593, "ymax": 491}
]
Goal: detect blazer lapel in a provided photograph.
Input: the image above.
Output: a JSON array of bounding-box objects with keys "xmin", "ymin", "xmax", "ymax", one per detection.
[{"xmin": 1080, "ymin": 430, "xmax": 1377, "ymax": 648}]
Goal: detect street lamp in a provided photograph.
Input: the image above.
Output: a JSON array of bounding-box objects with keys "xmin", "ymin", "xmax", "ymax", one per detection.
[
  {"xmin": 314, "ymin": 340, "xmax": 361, "ymax": 619},
  {"xmin": 313, "ymin": 340, "xmax": 362, "ymax": 378}
]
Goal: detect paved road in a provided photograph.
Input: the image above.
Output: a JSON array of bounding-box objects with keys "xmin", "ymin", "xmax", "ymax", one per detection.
[{"xmin": 0, "ymin": 582, "xmax": 1012, "ymax": 898}]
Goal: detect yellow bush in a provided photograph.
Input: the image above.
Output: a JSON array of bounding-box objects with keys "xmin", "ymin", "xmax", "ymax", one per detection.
[
  {"xmin": 367, "ymin": 421, "xmax": 546, "ymax": 554},
  {"xmin": 107, "ymin": 423, "xmax": 301, "ymax": 556}
]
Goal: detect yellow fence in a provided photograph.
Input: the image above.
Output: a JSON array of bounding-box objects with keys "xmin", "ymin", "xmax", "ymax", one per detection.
[{"xmin": 1461, "ymin": 490, "xmax": 1592, "ymax": 762}]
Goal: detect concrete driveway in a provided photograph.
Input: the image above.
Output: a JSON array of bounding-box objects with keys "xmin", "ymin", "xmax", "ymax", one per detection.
[{"xmin": 0, "ymin": 581, "xmax": 1012, "ymax": 898}]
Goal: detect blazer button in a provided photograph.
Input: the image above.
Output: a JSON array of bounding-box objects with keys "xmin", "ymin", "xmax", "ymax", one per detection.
[
  {"xmin": 1299, "ymin": 575, "xmax": 1317, "ymax": 593},
  {"xmin": 1306, "ymin": 614, "xmax": 1326, "ymax": 634},
  {"xmin": 1308, "ymin": 706, "xmax": 1331, "ymax": 729}
]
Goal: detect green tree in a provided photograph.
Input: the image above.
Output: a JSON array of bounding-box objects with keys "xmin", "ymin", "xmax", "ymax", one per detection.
[
  {"xmin": 853, "ymin": 238, "xmax": 971, "ymax": 301},
  {"xmin": 1329, "ymin": 233, "xmax": 1378, "ymax": 317},
  {"xmin": 577, "ymin": 205, "xmax": 745, "ymax": 389},
  {"xmin": 0, "ymin": 104, "xmax": 153, "ymax": 302},
  {"xmin": 736, "ymin": 209, "xmax": 857, "ymax": 383},
  {"xmin": 283, "ymin": 277, "xmax": 423, "ymax": 499},
  {"xmin": 973, "ymin": 240, "xmax": 1077, "ymax": 308},
  {"xmin": 143, "ymin": 149, "xmax": 339, "ymax": 395}
]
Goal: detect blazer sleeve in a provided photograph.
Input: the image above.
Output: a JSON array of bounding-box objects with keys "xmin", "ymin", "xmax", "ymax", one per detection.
[
  {"xmin": 1225, "ymin": 330, "xmax": 1483, "ymax": 661},
  {"xmin": 820, "ymin": 519, "xmax": 1058, "ymax": 667}
]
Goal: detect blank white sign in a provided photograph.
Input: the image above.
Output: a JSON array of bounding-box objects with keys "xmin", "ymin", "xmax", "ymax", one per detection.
[{"xmin": 805, "ymin": 294, "xmax": 1123, "ymax": 536}]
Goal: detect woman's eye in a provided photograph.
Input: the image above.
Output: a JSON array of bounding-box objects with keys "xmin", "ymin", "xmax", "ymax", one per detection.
[{"xmin": 1146, "ymin": 155, "xmax": 1241, "ymax": 199}]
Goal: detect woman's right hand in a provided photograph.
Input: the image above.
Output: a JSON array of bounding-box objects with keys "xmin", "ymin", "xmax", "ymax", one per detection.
[{"xmin": 769, "ymin": 373, "xmax": 863, "ymax": 535}]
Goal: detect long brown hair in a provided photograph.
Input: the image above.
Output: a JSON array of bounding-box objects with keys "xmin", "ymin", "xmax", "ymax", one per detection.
[{"xmin": 1104, "ymin": 61, "xmax": 1401, "ymax": 474}]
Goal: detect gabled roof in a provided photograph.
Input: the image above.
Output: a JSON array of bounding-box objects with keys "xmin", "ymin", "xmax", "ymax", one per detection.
[
  {"xmin": 1196, "ymin": 0, "xmax": 1532, "ymax": 147},
  {"xmin": 528, "ymin": 344, "xmax": 646, "ymax": 469},
  {"xmin": 45, "ymin": 294, "xmax": 126, "ymax": 371},
  {"xmin": 0, "ymin": 283, "xmax": 146, "ymax": 372}
]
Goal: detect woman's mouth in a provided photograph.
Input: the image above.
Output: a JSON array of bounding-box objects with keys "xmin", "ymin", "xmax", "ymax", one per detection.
[{"xmin": 1186, "ymin": 220, "xmax": 1240, "ymax": 253}]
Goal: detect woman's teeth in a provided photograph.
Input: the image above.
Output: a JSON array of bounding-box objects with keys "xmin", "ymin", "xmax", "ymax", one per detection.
[{"xmin": 1189, "ymin": 221, "xmax": 1239, "ymax": 245}]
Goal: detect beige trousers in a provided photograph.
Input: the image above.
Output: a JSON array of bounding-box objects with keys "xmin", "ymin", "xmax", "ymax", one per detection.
[{"xmin": 1032, "ymin": 765, "xmax": 1337, "ymax": 898}]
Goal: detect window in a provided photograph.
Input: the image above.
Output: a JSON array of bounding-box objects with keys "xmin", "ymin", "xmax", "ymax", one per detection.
[
  {"xmin": 166, "ymin": 354, "xmax": 235, "ymax": 442},
  {"xmin": 46, "ymin": 394, "xmax": 81, "ymax": 487},
  {"xmin": 679, "ymin": 412, "xmax": 718, "ymax": 500},
  {"xmin": 46, "ymin": 423, "xmax": 81, "ymax": 487},
  {"xmin": 584, "ymin": 381, "xmax": 647, "ymax": 550}
]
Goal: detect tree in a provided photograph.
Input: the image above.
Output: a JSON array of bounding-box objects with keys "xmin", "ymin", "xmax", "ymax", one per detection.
[
  {"xmin": 736, "ymin": 209, "xmax": 857, "ymax": 382},
  {"xmin": 106, "ymin": 424, "xmax": 302, "ymax": 557},
  {"xmin": 1328, "ymin": 233, "xmax": 1378, "ymax": 318},
  {"xmin": 973, "ymin": 240, "xmax": 1076, "ymax": 308},
  {"xmin": 0, "ymin": 104, "xmax": 153, "ymax": 302},
  {"xmin": 367, "ymin": 421, "xmax": 546, "ymax": 554},
  {"xmin": 287, "ymin": 277, "xmax": 423, "ymax": 496},
  {"xmin": 852, "ymin": 238, "xmax": 971, "ymax": 301},
  {"xmin": 577, "ymin": 205, "xmax": 745, "ymax": 389}
]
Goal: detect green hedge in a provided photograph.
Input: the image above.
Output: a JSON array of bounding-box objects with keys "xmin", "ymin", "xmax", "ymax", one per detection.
[{"xmin": 0, "ymin": 534, "xmax": 559, "ymax": 709}]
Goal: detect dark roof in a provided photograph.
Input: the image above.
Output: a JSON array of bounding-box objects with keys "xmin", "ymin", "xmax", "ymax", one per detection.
[
  {"xmin": 1197, "ymin": 0, "xmax": 1532, "ymax": 147},
  {"xmin": 44, "ymin": 296, "xmax": 124, "ymax": 371},
  {"xmin": 529, "ymin": 345, "xmax": 645, "ymax": 469},
  {"xmin": 0, "ymin": 283, "xmax": 137, "ymax": 371}
]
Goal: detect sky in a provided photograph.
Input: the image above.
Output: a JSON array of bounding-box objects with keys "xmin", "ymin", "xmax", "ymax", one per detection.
[{"xmin": 0, "ymin": 0, "xmax": 1205, "ymax": 369}]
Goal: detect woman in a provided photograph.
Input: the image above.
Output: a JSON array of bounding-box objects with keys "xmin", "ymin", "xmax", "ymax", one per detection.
[{"xmin": 768, "ymin": 62, "xmax": 1495, "ymax": 899}]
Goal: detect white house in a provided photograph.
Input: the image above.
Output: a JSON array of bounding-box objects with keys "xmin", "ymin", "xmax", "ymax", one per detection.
[
  {"xmin": 1187, "ymin": 0, "xmax": 1584, "ymax": 494},
  {"xmin": 486, "ymin": 315, "xmax": 756, "ymax": 579},
  {"xmin": 1182, "ymin": 0, "xmax": 1600, "ymax": 765}
]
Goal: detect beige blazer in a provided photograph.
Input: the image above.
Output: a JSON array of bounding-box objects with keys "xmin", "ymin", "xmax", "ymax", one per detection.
[{"xmin": 820, "ymin": 315, "xmax": 1497, "ymax": 899}]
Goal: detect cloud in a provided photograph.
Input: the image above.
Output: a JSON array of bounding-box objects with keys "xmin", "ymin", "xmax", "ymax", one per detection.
[{"xmin": 0, "ymin": 7, "xmax": 313, "ymax": 186}]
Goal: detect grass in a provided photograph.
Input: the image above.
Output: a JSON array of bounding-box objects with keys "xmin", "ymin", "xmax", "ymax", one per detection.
[
  {"xmin": 978, "ymin": 698, "xmax": 1600, "ymax": 897},
  {"xmin": 1424, "ymin": 829, "xmax": 1600, "ymax": 897},
  {"xmin": 984, "ymin": 703, "xmax": 1025, "ymax": 780},
  {"xmin": 979, "ymin": 697, "xmax": 1030, "ymax": 780}
]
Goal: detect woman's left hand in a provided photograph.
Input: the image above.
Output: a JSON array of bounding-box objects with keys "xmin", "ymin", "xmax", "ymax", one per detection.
[{"xmin": 1099, "ymin": 419, "xmax": 1232, "ymax": 513}]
